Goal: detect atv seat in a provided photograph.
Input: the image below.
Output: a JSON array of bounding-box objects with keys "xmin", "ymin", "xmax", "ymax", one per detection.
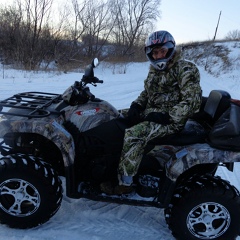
[
  {"xmin": 203, "ymin": 90, "xmax": 231, "ymax": 126},
  {"xmin": 148, "ymin": 90, "xmax": 231, "ymax": 146},
  {"xmin": 148, "ymin": 120, "xmax": 207, "ymax": 146},
  {"xmin": 188, "ymin": 90, "xmax": 231, "ymax": 129}
]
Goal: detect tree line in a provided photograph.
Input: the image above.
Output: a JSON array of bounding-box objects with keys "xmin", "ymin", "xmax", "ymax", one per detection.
[{"xmin": 0, "ymin": 0, "xmax": 161, "ymax": 70}]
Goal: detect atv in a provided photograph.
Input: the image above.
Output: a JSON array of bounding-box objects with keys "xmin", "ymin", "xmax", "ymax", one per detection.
[{"xmin": 0, "ymin": 58, "xmax": 240, "ymax": 240}]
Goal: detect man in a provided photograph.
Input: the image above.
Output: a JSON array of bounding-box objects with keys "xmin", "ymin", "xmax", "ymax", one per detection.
[{"xmin": 101, "ymin": 30, "xmax": 202, "ymax": 195}]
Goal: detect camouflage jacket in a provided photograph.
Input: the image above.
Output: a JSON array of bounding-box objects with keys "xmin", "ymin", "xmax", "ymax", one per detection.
[{"xmin": 134, "ymin": 49, "xmax": 202, "ymax": 126}]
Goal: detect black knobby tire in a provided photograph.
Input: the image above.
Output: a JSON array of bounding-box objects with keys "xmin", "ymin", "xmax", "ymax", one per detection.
[
  {"xmin": 165, "ymin": 174, "xmax": 240, "ymax": 240},
  {"xmin": 0, "ymin": 154, "xmax": 63, "ymax": 229}
]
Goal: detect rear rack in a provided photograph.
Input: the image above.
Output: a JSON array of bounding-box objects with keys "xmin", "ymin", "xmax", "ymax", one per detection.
[{"xmin": 0, "ymin": 92, "xmax": 62, "ymax": 118}]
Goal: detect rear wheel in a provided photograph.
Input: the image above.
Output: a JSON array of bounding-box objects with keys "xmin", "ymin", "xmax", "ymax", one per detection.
[
  {"xmin": 0, "ymin": 154, "xmax": 62, "ymax": 229},
  {"xmin": 165, "ymin": 174, "xmax": 240, "ymax": 240}
]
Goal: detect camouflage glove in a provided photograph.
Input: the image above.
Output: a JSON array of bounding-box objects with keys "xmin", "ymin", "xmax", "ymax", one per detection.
[
  {"xmin": 127, "ymin": 103, "xmax": 144, "ymax": 125},
  {"xmin": 145, "ymin": 112, "xmax": 171, "ymax": 125}
]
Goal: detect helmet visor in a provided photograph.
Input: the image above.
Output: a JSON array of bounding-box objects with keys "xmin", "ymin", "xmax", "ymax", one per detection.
[
  {"xmin": 151, "ymin": 46, "xmax": 169, "ymax": 59},
  {"xmin": 145, "ymin": 42, "xmax": 174, "ymax": 55}
]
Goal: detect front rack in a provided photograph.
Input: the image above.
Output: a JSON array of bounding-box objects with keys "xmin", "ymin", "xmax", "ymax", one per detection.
[{"xmin": 0, "ymin": 92, "xmax": 62, "ymax": 118}]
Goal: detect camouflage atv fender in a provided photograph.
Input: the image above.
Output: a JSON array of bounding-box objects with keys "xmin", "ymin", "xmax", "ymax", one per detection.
[
  {"xmin": 148, "ymin": 143, "xmax": 240, "ymax": 181},
  {"xmin": 0, "ymin": 115, "xmax": 75, "ymax": 167},
  {"xmin": 63, "ymin": 100, "xmax": 120, "ymax": 132}
]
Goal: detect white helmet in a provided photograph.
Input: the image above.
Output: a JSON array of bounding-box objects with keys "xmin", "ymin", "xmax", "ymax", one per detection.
[{"xmin": 145, "ymin": 30, "xmax": 176, "ymax": 71}]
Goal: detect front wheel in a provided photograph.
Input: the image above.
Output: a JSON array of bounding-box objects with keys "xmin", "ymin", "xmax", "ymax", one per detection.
[
  {"xmin": 165, "ymin": 174, "xmax": 240, "ymax": 240},
  {"xmin": 0, "ymin": 154, "xmax": 63, "ymax": 229}
]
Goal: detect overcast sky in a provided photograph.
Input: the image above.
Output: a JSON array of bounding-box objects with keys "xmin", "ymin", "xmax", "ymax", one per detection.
[
  {"xmin": 1, "ymin": 0, "xmax": 239, "ymax": 44},
  {"xmin": 157, "ymin": 0, "xmax": 240, "ymax": 43}
]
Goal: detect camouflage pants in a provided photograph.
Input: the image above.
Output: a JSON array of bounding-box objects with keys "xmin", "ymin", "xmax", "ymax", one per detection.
[{"xmin": 118, "ymin": 121, "xmax": 181, "ymax": 176}]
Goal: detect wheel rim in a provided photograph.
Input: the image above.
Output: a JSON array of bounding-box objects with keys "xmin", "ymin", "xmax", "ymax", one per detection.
[
  {"xmin": 187, "ymin": 202, "xmax": 231, "ymax": 239},
  {"xmin": 0, "ymin": 178, "xmax": 41, "ymax": 217}
]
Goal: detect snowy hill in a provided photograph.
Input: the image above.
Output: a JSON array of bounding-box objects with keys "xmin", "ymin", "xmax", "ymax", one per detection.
[
  {"xmin": 183, "ymin": 41, "xmax": 240, "ymax": 73},
  {"xmin": 0, "ymin": 41, "xmax": 240, "ymax": 240}
]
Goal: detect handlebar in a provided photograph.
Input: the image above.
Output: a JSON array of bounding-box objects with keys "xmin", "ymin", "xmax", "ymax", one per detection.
[
  {"xmin": 81, "ymin": 75, "xmax": 103, "ymax": 85},
  {"xmin": 68, "ymin": 58, "xmax": 103, "ymax": 103}
]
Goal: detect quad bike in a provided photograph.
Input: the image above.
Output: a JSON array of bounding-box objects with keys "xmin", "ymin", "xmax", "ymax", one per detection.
[{"xmin": 0, "ymin": 58, "xmax": 240, "ymax": 240}]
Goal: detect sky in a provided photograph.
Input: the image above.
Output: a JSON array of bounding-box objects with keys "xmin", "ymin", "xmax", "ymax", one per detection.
[
  {"xmin": 0, "ymin": 0, "xmax": 239, "ymax": 44},
  {"xmin": 158, "ymin": 0, "xmax": 240, "ymax": 43}
]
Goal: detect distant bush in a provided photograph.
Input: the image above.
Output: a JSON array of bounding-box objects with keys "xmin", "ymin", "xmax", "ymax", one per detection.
[{"xmin": 225, "ymin": 30, "xmax": 240, "ymax": 41}]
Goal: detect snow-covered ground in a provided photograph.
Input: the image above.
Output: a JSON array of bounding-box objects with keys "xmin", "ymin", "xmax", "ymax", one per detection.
[{"xmin": 0, "ymin": 43, "xmax": 240, "ymax": 239}]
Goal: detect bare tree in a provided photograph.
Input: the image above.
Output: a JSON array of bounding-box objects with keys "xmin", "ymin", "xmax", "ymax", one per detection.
[
  {"xmin": 110, "ymin": 0, "xmax": 161, "ymax": 57},
  {"xmin": 53, "ymin": 0, "xmax": 88, "ymax": 65},
  {"xmin": 59, "ymin": 0, "xmax": 116, "ymax": 60},
  {"xmin": 1, "ymin": 0, "xmax": 52, "ymax": 69},
  {"xmin": 68, "ymin": 0, "xmax": 87, "ymax": 42},
  {"xmin": 0, "ymin": 6, "xmax": 23, "ymax": 63},
  {"xmin": 77, "ymin": 0, "xmax": 115, "ymax": 58},
  {"xmin": 12, "ymin": 0, "xmax": 53, "ymax": 69}
]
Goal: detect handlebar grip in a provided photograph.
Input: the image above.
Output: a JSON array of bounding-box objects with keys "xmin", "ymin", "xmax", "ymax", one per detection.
[{"xmin": 97, "ymin": 80, "xmax": 104, "ymax": 83}]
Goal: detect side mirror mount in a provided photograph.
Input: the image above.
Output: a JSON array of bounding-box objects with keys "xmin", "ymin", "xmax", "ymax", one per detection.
[{"xmin": 84, "ymin": 58, "xmax": 99, "ymax": 78}]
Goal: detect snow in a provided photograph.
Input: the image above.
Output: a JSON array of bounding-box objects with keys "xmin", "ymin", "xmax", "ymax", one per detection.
[{"xmin": 1, "ymin": 44, "xmax": 240, "ymax": 239}]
